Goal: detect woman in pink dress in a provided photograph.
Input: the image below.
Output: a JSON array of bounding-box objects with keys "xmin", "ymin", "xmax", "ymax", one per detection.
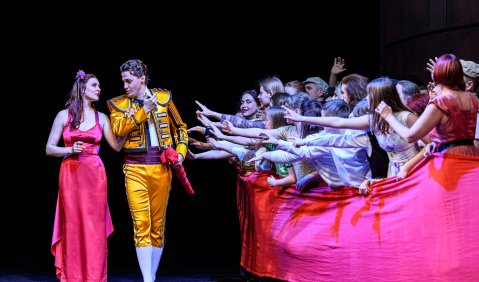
[
  {"xmin": 45, "ymin": 70, "xmax": 124, "ymax": 281},
  {"xmin": 376, "ymin": 53, "xmax": 479, "ymax": 157}
]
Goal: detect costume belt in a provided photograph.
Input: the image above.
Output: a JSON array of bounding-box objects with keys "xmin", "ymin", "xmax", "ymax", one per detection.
[
  {"xmin": 124, "ymin": 146, "xmax": 171, "ymax": 164},
  {"xmin": 437, "ymin": 139, "xmax": 474, "ymax": 152}
]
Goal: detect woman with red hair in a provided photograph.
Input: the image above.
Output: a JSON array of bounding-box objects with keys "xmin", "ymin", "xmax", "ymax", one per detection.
[{"xmin": 376, "ymin": 53, "xmax": 479, "ymax": 156}]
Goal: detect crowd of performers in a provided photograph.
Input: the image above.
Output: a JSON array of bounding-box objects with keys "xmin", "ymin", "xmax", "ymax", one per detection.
[{"xmin": 187, "ymin": 54, "xmax": 479, "ymax": 281}]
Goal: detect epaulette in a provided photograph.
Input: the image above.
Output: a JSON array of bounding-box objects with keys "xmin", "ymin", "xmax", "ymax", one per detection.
[
  {"xmin": 107, "ymin": 95, "xmax": 131, "ymax": 112},
  {"xmin": 151, "ymin": 88, "xmax": 172, "ymax": 106}
]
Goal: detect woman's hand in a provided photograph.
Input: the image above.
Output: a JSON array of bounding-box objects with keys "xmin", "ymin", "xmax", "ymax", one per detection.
[
  {"xmin": 187, "ymin": 126, "xmax": 206, "ymax": 135},
  {"xmin": 71, "ymin": 141, "xmax": 85, "ymax": 154},
  {"xmin": 427, "ymin": 82, "xmax": 441, "ymax": 99},
  {"xmin": 209, "ymin": 124, "xmax": 226, "ymax": 140},
  {"xmin": 295, "ymin": 175, "xmax": 312, "ymax": 191},
  {"xmin": 282, "ymin": 105, "xmax": 304, "ymax": 123},
  {"xmin": 245, "ymin": 154, "xmax": 262, "ymax": 166},
  {"xmin": 196, "ymin": 113, "xmax": 213, "ymax": 127},
  {"xmin": 424, "ymin": 142, "xmax": 437, "ymax": 157},
  {"xmin": 221, "ymin": 120, "xmax": 236, "ymax": 135},
  {"xmin": 396, "ymin": 166, "xmax": 409, "ymax": 181},
  {"xmin": 358, "ymin": 179, "xmax": 371, "ymax": 195},
  {"xmin": 195, "ymin": 100, "xmax": 218, "ymax": 118},
  {"xmin": 259, "ymin": 132, "xmax": 279, "ymax": 145},
  {"xmin": 189, "ymin": 137, "xmax": 213, "ymax": 150},
  {"xmin": 426, "ymin": 57, "xmax": 438, "ymax": 75},
  {"xmin": 186, "ymin": 149, "xmax": 196, "ymax": 160},
  {"xmin": 206, "ymin": 137, "xmax": 220, "ymax": 149},
  {"xmin": 375, "ymin": 101, "xmax": 393, "ymax": 120},
  {"xmin": 267, "ymin": 175, "xmax": 278, "ymax": 187},
  {"xmin": 292, "ymin": 138, "xmax": 307, "ymax": 147}
]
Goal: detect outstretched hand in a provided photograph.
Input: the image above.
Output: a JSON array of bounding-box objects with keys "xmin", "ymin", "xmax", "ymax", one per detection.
[
  {"xmin": 259, "ymin": 132, "xmax": 279, "ymax": 145},
  {"xmin": 292, "ymin": 138, "xmax": 307, "ymax": 148},
  {"xmin": 197, "ymin": 113, "xmax": 213, "ymax": 127},
  {"xmin": 282, "ymin": 105, "xmax": 303, "ymax": 123},
  {"xmin": 189, "ymin": 137, "xmax": 213, "ymax": 151},
  {"xmin": 186, "ymin": 149, "xmax": 196, "ymax": 160},
  {"xmin": 195, "ymin": 100, "xmax": 217, "ymax": 118},
  {"xmin": 221, "ymin": 120, "xmax": 236, "ymax": 135},
  {"xmin": 187, "ymin": 126, "xmax": 206, "ymax": 135},
  {"xmin": 206, "ymin": 137, "xmax": 220, "ymax": 149},
  {"xmin": 245, "ymin": 154, "xmax": 263, "ymax": 166},
  {"xmin": 209, "ymin": 124, "xmax": 226, "ymax": 140}
]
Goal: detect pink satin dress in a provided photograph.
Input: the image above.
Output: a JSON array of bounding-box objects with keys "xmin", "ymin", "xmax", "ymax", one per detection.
[{"xmin": 51, "ymin": 111, "xmax": 114, "ymax": 281}]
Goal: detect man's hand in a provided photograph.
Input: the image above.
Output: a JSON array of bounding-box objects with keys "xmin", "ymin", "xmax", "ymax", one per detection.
[
  {"xmin": 174, "ymin": 153, "xmax": 184, "ymax": 167},
  {"xmin": 144, "ymin": 95, "xmax": 158, "ymax": 113},
  {"xmin": 124, "ymin": 107, "xmax": 137, "ymax": 118}
]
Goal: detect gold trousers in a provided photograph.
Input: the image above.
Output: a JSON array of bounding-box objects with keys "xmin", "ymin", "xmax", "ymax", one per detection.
[{"xmin": 123, "ymin": 163, "xmax": 172, "ymax": 247}]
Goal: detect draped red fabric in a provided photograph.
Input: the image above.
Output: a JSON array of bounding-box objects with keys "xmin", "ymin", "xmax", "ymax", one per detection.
[
  {"xmin": 160, "ymin": 147, "xmax": 195, "ymax": 195},
  {"xmin": 238, "ymin": 153, "xmax": 479, "ymax": 282}
]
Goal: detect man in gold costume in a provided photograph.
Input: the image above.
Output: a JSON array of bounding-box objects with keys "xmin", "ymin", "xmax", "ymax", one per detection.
[{"xmin": 107, "ymin": 59, "xmax": 188, "ymax": 282}]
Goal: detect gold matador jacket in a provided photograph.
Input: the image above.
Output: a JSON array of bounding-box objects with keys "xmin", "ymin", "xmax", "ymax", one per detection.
[{"xmin": 107, "ymin": 88, "xmax": 188, "ymax": 158}]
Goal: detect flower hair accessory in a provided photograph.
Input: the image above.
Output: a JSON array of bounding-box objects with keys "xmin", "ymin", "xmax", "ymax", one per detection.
[{"xmin": 75, "ymin": 70, "xmax": 86, "ymax": 80}]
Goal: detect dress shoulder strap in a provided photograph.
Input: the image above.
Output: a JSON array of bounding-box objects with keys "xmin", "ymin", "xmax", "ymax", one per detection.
[{"xmin": 94, "ymin": 110, "xmax": 100, "ymax": 125}]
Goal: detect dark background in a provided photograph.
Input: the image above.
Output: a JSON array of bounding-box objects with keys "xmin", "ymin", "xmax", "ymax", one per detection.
[{"xmin": 2, "ymin": 0, "xmax": 381, "ymax": 277}]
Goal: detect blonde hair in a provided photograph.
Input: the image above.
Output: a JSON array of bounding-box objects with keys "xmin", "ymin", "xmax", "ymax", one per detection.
[{"xmin": 260, "ymin": 76, "xmax": 285, "ymax": 94}]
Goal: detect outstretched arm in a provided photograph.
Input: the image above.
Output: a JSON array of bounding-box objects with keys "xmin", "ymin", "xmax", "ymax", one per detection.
[
  {"xmin": 187, "ymin": 149, "xmax": 233, "ymax": 160},
  {"xmin": 208, "ymin": 123, "xmax": 260, "ymax": 146},
  {"xmin": 223, "ymin": 120, "xmax": 280, "ymax": 139},
  {"xmin": 207, "ymin": 137, "xmax": 255, "ymax": 159},
  {"xmin": 282, "ymin": 105, "xmax": 370, "ymax": 130},
  {"xmin": 195, "ymin": 100, "xmax": 223, "ymax": 120}
]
